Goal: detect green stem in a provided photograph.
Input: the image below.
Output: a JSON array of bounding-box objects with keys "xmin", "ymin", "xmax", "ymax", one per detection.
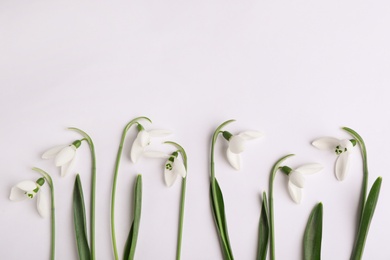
[
  {"xmin": 165, "ymin": 141, "xmax": 188, "ymax": 260},
  {"xmin": 342, "ymin": 127, "xmax": 368, "ymax": 224},
  {"xmin": 69, "ymin": 127, "xmax": 97, "ymax": 260},
  {"xmin": 268, "ymin": 154, "xmax": 294, "ymax": 260},
  {"xmin": 33, "ymin": 167, "xmax": 55, "ymax": 260},
  {"xmin": 110, "ymin": 116, "xmax": 151, "ymax": 260},
  {"xmin": 210, "ymin": 119, "xmax": 235, "ymax": 260}
]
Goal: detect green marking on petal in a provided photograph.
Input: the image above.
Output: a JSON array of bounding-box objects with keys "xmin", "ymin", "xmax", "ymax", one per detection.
[{"xmin": 166, "ymin": 163, "xmax": 173, "ymax": 170}]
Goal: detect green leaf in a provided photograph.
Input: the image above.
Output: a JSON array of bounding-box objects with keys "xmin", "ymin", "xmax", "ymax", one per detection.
[
  {"xmin": 351, "ymin": 177, "xmax": 382, "ymax": 260},
  {"xmin": 210, "ymin": 179, "xmax": 234, "ymax": 260},
  {"xmin": 73, "ymin": 174, "xmax": 91, "ymax": 260},
  {"xmin": 123, "ymin": 175, "xmax": 143, "ymax": 260},
  {"xmin": 303, "ymin": 203, "xmax": 323, "ymax": 260},
  {"xmin": 257, "ymin": 192, "xmax": 269, "ymax": 260}
]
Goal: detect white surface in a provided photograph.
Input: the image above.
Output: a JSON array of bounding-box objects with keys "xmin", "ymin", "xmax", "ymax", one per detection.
[{"xmin": 1, "ymin": 0, "xmax": 389, "ymax": 259}]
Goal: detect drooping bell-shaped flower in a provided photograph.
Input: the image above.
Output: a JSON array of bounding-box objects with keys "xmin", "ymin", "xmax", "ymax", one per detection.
[
  {"xmin": 222, "ymin": 130, "xmax": 263, "ymax": 170},
  {"xmin": 312, "ymin": 137, "xmax": 356, "ymax": 181},
  {"xmin": 42, "ymin": 140, "xmax": 82, "ymax": 177},
  {"xmin": 143, "ymin": 150, "xmax": 187, "ymax": 187},
  {"xmin": 130, "ymin": 124, "xmax": 171, "ymax": 163},
  {"xmin": 9, "ymin": 178, "xmax": 49, "ymax": 218},
  {"xmin": 164, "ymin": 152, "xmax": 187, "ymax": 187},
  {"xmin": 281, "ymin": 164, "xmax": 323, "ymax": 204}
]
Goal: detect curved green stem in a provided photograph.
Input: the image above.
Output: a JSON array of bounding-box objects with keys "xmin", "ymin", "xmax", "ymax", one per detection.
[
  {"xmin": 110, "ymin": 116, "xmax": 151, "ymax": 260},
  {"xmin": 33, "ymin": 167, "xmax": 55, "ymax": 260},
  {"xmin": 342, "ymin": 127, "xmax": 368, "ymax": 223},
  {"xmin": 210, "ymin": 119, "xmax": 235, "ymax": 260},
  {"xmin": 268, "ymin": 154, "xmax": 294, "ymax": 260},
  {"xmin": 165, "ymin": 141, "xmax": 188, "ymax": 260},
  {"xmin": 68, "ymin": 127, "xmax": 97, "ymax": 260}
]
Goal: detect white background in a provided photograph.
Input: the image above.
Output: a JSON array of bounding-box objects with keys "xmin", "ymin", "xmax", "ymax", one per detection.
[{"xmin": 1, "ymin": 0, "xmax": 389, "ymax": 259}]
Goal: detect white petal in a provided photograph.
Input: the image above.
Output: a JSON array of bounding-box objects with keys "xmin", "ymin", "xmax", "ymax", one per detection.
[
  {"xmin": 289, "ymin": 171, "xmax": 306, "ymax": 188},
  {"xmin": 137, "ymin": 130, "xmax": 150, "ymax": 147},
  {"xmin": 36, "ymin": 190, "xmax": 49, "ymax": 218},
  {"xmin": 61, "ymin": 156, "xmax": 76, "ymax": 177},
  {"xmin": 228, "ymin": 135, "xmax": 245, "ymax": 154},
  {"xmin": 10, "ymin": 186, "xmax": 28, "ymax": 201},
  {"xmin": 238, "ymin": 131, "xmax": 263, "ymax": 140},
  {"xmin": 42, "ymin": 145, "xmax": 67, "ymax": 159},
  {"xmin": 173, "ymin": 159, "xmax": 187, "ymax": 178},
  {"xmin": 130, "ymin": 141, "xmax": 144, "ymax": 163},
  {"xmin": 226, "ymin": 148, "xmax": 241, "ymax": 170},
  {"xmin": 148, "ymin": 129, "xmax": 172, "ymax": 137},
  {"xmin": 16, "ymin": 180, "xmax": 37, "ymax": 192},
  {"xmin": 335, "ymin": 153, "xmax": 350, "ymax": 181},
  {"xmin": 340, "ymin": 139, "xmax": 354, "ymax": 153},
  {"xmin": 55, "ymin": 146, "xmax": 76, "ymax": 166},
  {"xmin": 143, "ymin": 151, "xmax": 170, "ymax": 158},
  {"xmin": 294, "ymin": 164, "xmax": 323, "ymax": 175},
  {"xmin": 288, "ymin": 182, "xmax": 302, "ymax": 204},
  {"xmin": 164, "ymin": 168, "xmax": 178, "ymax": 187},
  {"xmin": 312, "ymin": 137, "xmax": 340, "ymax": 150}
]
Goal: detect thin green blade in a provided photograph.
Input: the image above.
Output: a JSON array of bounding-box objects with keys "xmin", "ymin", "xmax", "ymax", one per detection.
[
  {"xmin": 123, "ymin": 175, "xmax": 143, "ymax": 260},
  {"xmin": 257, "ymin": 192, "xmax": 269, "ymax": 260},
  {"xmin": 351, "ymin": 177, "xmax": 382, "ymax": 260},
  {"xmin": 210, "ymin": 179, "xmax": 234, "ymax": 260},
  {"xmin": 73, "ymin": 174, "xmax": 91, "ymax": 260},
  {"xmin": 303, "ymin": 203, "xmax": 323, "ymax": 260}
]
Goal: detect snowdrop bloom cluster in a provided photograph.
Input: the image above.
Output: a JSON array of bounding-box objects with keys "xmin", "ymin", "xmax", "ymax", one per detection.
[
  {"xmin": 222, "ymin": 130, "xmax": 263, "ymax": 170},
  {"xmin": 42, "ymin": 140, "xmax": 82, "ymax": 177},
  {"xmin": 312, "ymin": 137, "xmax": 356, "ymax": 181},
  {"xmin": 130, "ymin": 124, "xmax": 171, "ymax": 163},
  {"xmin": 280, "ymin": 164, "xmax": 323, "ymax": 204},
  {"xmin": 9, "ymin": 178, "xmax": 48, "ymax": 217}
]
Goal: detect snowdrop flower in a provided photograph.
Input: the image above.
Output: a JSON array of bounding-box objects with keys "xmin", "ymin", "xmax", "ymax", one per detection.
[
  {"xmin": 130, "ymin": 124, "xmax": 171, "ymax": 163},
  {"xmin": 222, "ymin": 130, "xmax": 263, "ymax": 170},
  {"xmin": 312, "ymin": 137, "xmax": 356, "ymax": 181},
  {"xmin": 42, "ymin": 140, "xmax": 82, "ymax": 177},
  {"xmin": 9, "ymin": 178, "xmax": 49, "ymax": 217},
  {"xmin": 164, "ymin": 152, "xmax": 187, "ymax": 187},
  {"xmin": 280, "ymin": 164, "xmax": 323, "ymax": 204},
  {"xmin": 144, "ymin": 150, "xmax": 187, "ymax": 187}
]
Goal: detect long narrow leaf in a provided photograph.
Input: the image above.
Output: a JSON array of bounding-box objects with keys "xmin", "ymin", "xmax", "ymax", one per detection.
[
  {"xmin": 257, "ymin": 192, "xmax": 269, "ymax": 260},
  {"xmin": 210, "ymin": 179, "xmax": 234, "ymax": 260},
  {"xmin": 123, "ymin": 175, "xmax": 143, "ymax": 260},
  {"xmin": 73, "ymin": 174, "xmax": 91, "ymax": 260},
  {"xmin": 351, "ymin": 177, "xmax": 382, "ymax": 260},
  {"xmin": 303, "ymin": 203, "xmax": 323, "ymax": 260}
]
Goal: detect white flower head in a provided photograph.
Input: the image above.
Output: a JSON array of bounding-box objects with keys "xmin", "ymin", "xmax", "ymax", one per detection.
[
  {"xmin": 312, "ymin": 137, "xmax": 356, "ymax": 181},
  {"xmin": 281, "ymin": 164, "xmax": 323, "ymax": 204},
  {"xmin": 9, "ymin": 178, "xmax": 49, "ymax": 218},
  {"xmin": 42, "ymin": 140, "xmax": 82, "ymax": 177},
  {"xmin": 223, "ymin": 130, "xmax": 263, "ymax": 170},
  {"xmin": 130, "ymin": 124, "xmax": 171, "ymax": 163},
  {"xmin": 164, "ymin": 152, "xmax": 187, "ymax": 187},
  {"xmin": 143, "ymin": 150, "xmax": 187, "ymax": 187}
]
